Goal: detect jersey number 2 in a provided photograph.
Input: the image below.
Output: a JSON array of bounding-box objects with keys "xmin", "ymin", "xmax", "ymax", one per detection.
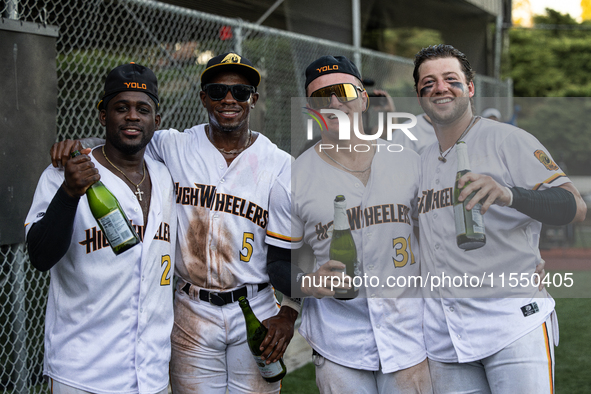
[
  {"xmin": 161, "ymin": 255, "xmax": 171, "ymax": 286},
  {"xmin": 240, "ymin": 232, "xmax": 254, "ymax": 262}
]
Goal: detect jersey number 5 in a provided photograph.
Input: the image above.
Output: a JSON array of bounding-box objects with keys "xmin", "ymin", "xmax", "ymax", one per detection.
[{"xmin": 240, "ymin": 232, "xmax": 254, "ymax": 262}]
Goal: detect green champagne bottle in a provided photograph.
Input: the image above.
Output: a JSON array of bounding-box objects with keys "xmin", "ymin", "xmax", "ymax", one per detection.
[
  {"xmin": 71, "ymin": 150, "xmax": 140, "ymax": 255},
  {"xmin": 329, "ymin": 195, "xmax": 359, "ymax": 299},
  {"xmin": 453, "ymin": 142, "xmax": 486, "ymax": 250},
  {"xmin": 238, "ymin": 296, "xmax": 287, "ymax": 383}
]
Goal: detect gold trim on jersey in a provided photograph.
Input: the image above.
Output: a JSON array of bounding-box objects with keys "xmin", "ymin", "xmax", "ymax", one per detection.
[
  {"xmin": 266, "ymin": 230, "xmax": 302, "ymax": 243},
  {"xmin": 542, "ymin": 322, "xmax": 554, "ymax": 394},
  {"xmin": 532, "ymin": 173, "xmax": 567, "ymax": 191}
]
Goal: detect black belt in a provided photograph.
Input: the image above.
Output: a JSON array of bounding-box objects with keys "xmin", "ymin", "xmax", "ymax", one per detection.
[{"xmin": 181, "ymin": 282, "xmax": 268, "ymax": 306}]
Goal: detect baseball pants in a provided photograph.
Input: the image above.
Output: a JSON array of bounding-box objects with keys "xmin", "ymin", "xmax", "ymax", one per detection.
[
  {"xmin": 429, "ymin": 315, "xmax": 556, "ymax": 394},
  {"xmin": 49, "ymin": 378, "xmax": 168, "ymax": 394},
  {"xmin": 314, "ymin": 354, "xmax": 433, "ymax": 394},
  {"xmin": 170, "ymin": 282, "xmax": 281, "ymax": 394}
]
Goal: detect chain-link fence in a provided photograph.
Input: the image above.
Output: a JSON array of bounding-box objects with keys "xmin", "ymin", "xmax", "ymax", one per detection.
[{"xmin": 0, "ymin": 0, "xmax": 511, "ymax": 391}]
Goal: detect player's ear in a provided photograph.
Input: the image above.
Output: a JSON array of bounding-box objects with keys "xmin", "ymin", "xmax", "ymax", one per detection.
[
  {"xmin": 199, "ymin": 90, "xmax": 208, "ymax": 108},
  {"xmin": 361, "ymin": 88, "xmax": 369, "ymax": 112},
  {"xmin": 468, "ymin": 81, "xmax": 475, "ymax": 98},
  {"xmin": 250, "ymin": 92, "xmax": 259, "ymax": 108},
  {"xmin": 99, "ymin": 109, "xmax": 107, "ymax": 126}
]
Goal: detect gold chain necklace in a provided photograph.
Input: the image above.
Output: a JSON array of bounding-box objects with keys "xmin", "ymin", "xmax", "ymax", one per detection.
[
  {"xmin": 206, "ymin": 125, "xmax": 253, "ymax": 155},
  {"xmin": 438, "ymin": 116, "xmax": 479, "ymax": 163},
  {"xmin": 102, "ymin": 145, "xmax": 146, "ymax": 201},
  {"xmin": 323, "ymin": 149, "xmax": 373, "ymax": 173}
]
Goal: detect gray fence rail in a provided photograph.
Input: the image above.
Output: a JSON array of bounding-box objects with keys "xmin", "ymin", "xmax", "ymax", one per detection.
[{"xmin": 0, "ymin": 0, "xmax": 511, "ymax": 391}]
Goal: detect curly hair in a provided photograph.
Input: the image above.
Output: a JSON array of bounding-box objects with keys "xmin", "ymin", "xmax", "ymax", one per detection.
[{"xmin": 412, "ymin": 45, "xmax": 475, "ymax": 92}]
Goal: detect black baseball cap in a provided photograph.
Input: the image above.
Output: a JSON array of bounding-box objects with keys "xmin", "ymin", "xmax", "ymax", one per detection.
[
  {"xmin": 305, "ymin": 55, "xmax": 362, "ymax": 89},
  {"xmin": 200, "ymin": 52, "xmax": 261, "ymax": 88},
  {"xmin": 98, "ymin": 62, "xmax": 159, "ymax": 110}
]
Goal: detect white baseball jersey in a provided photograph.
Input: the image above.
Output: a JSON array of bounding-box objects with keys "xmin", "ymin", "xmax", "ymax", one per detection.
[
  {"xmin": 146, "ymin": 124, "xmax": 292, "ymax": 291},
  {"xmin": 390, "ymin": 113, "xmax": 437, "ymax": 155},
  {"xmin": 25, "ymin": 147, "xmax": 176, "ymax": 394},
  {"xmin": 267, "ymin": 142, "xmax": 427, "ymax": 373},
  {"xmin": 419, "ymin": 118, "xmax": 565, "ymax": 363}
]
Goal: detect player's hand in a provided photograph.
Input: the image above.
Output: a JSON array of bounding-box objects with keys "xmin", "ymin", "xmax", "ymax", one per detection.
[
  {"xmin": 535, "ymin": 259, "xmax": 546, "ymax": 291},
  {"xmin": 62, "ymin": 148, "xmax": 100, "ymax": 197},
  {"xmin": 371, "ymin": 89, "xmax": 395, "ymax": 112},
  {"xmin": 51, "ymin": 139, "xmax": 82, "ymax": 168},
  {"xmin": 300, "ymin": 260, "xmax": 352, "ymax": 299},
  {"xmin": 260, "ymin": 305, "xmax": 298, "ymax": 363},
  {"xmin": 457, "ymin": 172, "xmax": 512, "ymax": 214}
]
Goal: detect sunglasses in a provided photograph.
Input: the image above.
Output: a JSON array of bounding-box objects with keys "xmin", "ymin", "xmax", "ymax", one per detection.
[
  {"xmin": 308, "ymin": 83, "xmax": 365, "ymax": 109},
  {"xmin": 203, "ymin": 83, "xmax": 256, "ymax": 102}
]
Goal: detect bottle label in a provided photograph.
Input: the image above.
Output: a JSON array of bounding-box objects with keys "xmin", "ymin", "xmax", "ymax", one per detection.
[
  {"xmin": 253, "ymin": 355, "xmax": 283, "ymax": 378},
  {"xmin": 454, "ymin": 204, "xmax": 466, "ymax": 235},
  {"xmin": 471, "ymin": 204, "xmax": 485, "ymax": 233},
  {"xmin": 98, "ymin": 210, "xmax": 135, "ymax": 248}
]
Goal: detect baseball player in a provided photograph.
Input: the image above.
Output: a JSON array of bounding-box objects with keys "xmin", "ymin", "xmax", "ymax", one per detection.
[
  {"xmin": 51, "ymin": 52, "xmax": 298, "ymax": 394},
  {"xmin": 266, "ymin": 55, "xmax": 433, "ymax": 393},
  {"xmin": 413, "ymin": 44, "xmax": 587, "ymax": 393},
  {"xmin": 26, "ymin": 64, "xmax": 177, "ymax": 394}
]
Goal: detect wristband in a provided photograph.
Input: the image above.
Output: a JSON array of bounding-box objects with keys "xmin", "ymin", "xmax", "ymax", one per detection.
[
  {"xmin": 280, "ymin": 296, "xmax": 301, "ymax": 314},
  {"xmin": 509, "ymin": 186, "xmax": 576, "ymax": 226},
  {"xmin": 505, "ymin": 186, "xmax": 514, "ymax": 207}
]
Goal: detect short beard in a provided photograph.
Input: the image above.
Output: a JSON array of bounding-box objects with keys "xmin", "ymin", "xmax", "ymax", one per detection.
[{"xmin": 109, "ymin": 132, "xmax": 150, "ymax": 155}]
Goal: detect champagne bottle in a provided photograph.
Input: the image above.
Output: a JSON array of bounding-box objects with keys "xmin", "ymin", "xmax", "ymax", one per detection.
[
  {"xmin": 238, "ymin": 296, "xmax": 287, "ymax": 383},
  {"xmin": 329, "ymin": 195, "xmax": 359, "ymax": 299},
  {"xmin": 453, "ymin": 142, "xmax": 486, "ymax": 250},
  {"xmin": 71, "ymin": 150, "xmax": 140, "ymax": 255}
]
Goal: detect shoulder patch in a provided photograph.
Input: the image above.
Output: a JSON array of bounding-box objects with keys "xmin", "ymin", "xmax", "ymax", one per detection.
[{"xmin": 534, "ymin": 150, "xmax": 559, "ymax": 171}]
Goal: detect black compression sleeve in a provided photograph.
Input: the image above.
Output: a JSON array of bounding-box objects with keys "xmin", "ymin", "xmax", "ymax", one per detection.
[
  {"xmin": 510, "ymin": 186, "xmax": 576, "ymax": 226},
  {"xmin": 27, "ymin": 185, "xmax": 80, "ymax": 271},
  {"xmin": 267, "ymin": 244, "xmax": 305, "ymax": 297}
]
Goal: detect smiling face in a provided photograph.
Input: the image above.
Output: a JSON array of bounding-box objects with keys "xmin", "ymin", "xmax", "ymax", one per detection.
[
  {"xmin": 200, "ymin": 71, "xmax": 259, "ymax": 134},
  {"xmin": 99, "ymin": 91, "xmax": 160, "ymax": 155},
  {"xmin": 306, "ymin": 72, "xmax": 367, "ymax": 140},
  {"xmin": 416, "ymin": 57, "xmax": 474, "ymax": 125}
]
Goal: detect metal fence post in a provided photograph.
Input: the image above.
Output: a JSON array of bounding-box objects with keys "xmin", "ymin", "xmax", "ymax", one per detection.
[{"xmin": 235, "ymin": 22, "xmax": 243, "ymax": 57}]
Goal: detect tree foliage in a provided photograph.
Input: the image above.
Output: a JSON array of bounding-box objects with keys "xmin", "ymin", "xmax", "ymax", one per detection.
[{"xmin": 508, "ymin": 8, "xmax": 591, "ymax": 175}]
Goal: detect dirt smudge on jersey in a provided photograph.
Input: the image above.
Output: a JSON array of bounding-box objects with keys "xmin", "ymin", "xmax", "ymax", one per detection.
[
  {"xmin": 185, "ymin": 207, "xmax": 210, "ymax": 287},
  {"xmin": 185, "ymin": 208, "xmax": 237, "ymax": 290},
  {"xmin": 210, "ymin": 219, "xmax": 236, "ymax": 290}
]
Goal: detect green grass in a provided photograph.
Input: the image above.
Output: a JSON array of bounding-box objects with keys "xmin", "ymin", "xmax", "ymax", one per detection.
[
  {"xmin": 280, "ymin": 299, "xmax": 591, "ymax": 394},
  {"xmin": 546, "ymin": 271, "xmax": 591, "ymax": 298},
  {"xmin": 554, "ymin": 298, "xmax": 591, "ymax": 393},
  {"xmin": 281, "ymin": 362, "xmax": 319, "ymax": 394}
]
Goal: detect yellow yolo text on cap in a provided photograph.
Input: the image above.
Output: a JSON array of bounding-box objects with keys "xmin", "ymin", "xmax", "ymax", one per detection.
[
  {"xmin": 221, "ymin": 53, "xmax": 241, "ymax": 64},
  {"xmin": 123, "ymin": 82, "xmax": 147, "ymax": 90},
  {"xmin": 317, "ymin": 65, "xmax": 339, "ymax": 73}
]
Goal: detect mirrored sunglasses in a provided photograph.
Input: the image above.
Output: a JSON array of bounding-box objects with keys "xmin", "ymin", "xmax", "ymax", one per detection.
[
  {"xmin": 203, "ymin": 83, "xmax": 256, "ymax": 102},
  {"xmin": 308, "ymin": 83, "xmax": 364, "ymax": 109}
]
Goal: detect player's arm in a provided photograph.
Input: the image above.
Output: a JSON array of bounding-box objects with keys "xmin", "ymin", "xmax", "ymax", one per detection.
[
  {"xmin": 27, "ymin": 149, "xmax": 100, "ymax": 271},
  {"xmin": 458, "ymin": 174, "xmax": 586, "ymax": 225},
  {"xmin": 51, "ymin": 138, "xmax": 104, "ymax": 168},
  {"xmin": 267, "ymin": 245, "xmax": 351, "ymax": 299}
]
